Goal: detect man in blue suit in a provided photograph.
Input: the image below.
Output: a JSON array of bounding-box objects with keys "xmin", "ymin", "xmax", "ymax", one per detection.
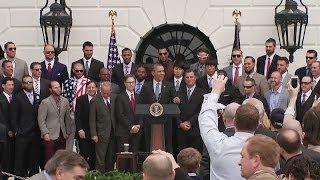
[{"xmin": 40, "ymin": 45, "xmax": 69, "ymax": 86}]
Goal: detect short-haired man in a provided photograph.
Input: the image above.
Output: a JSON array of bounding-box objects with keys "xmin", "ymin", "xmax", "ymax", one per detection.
[
  {"xmin": 0, "ymin": 60, "xmax": 22, "ymax": 94},
  {"xmin": 196, "ymin": 60, "xmax": 217, "ymax": 93},
  {"xmin": 177, "ymin": 147, "xmax": 202, "ymax": 178},
  {"xmin": 0, "ymin": 41, "xmax": 29, "ymax": 81},
  {"xmin": 296, "ymin": 76, "xmax": 316, "ymax": 123},
  {"xmin": 190, "ymin": 47, "xmax": 210, "ymax": 79},
  {"xmin": 295, "ymin": 49, "xmax": 317, "ymax": 81},
  {"xmin": 134, "ymin": 65, "xmax": 147, "ymax": 95},
  {"xmin": 98, "ymin": 67, "xmax": 120, "ymax": 94},
  {"xmin": 30, "ymin": 62, "xmax": 50, "ymax": 101},
  {"xmin": 257, "ymin": 38, "xmax": 280, "ymax": 79},
  {"xmin": 158, "ymin": 47, "xmax": 174, "ymax": 81},
  {"xmin": 223, "ymin": 48, "xmax": 245, "ymax": 85},
  {"xmin": 199, "ymin": 75, "xmax": 260, "ymax": 180},
  {"xmin": 28, "ymin": 150, "xmax": 89, "ymax": 180},
  {"xmin": 71, "ymin": 41, "xmax": 104, "ymax": 82},
  {"xmin": 239, "ymin": 134, "xmax": 280, "ymax": 179},
  {"xmin": 276, "ymin": 56, "xmax": 292, "ymax": 87},
  {"xmin": 172, "ymin": 62, "xmax": 185, "ymax": 92},
  {"xmin": 311, "ymin": 61, "xmax": 320, "ymax": 94}
]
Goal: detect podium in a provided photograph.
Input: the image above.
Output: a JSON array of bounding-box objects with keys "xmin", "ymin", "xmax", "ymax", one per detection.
[{"xmin": 135, "ymin": 103, "xmax": 180, "ymax": 151}]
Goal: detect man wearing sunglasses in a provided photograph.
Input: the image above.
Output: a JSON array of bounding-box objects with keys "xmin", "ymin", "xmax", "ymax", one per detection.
[
  {"xmin": 0, "ymin": 42, "xmax": 29, "ymax": 82},
  {"xmin": 296, "ymin": 76, "xmax": 316, "ymax": 123},
  {"xmin": 224, "ymin": 48, "xmax": 245, "ymax": 85},
  {"xmin": 62, "ymin": 62, "xmax": 90, "ymax": 151},
  {"xmin": 190, "ymin": 47, "xmax": 210, "ymax": 79},
  {"xmin": 30, "ymin": 62, "xmax": 50, "ymax": 102},
  {"xmin": 158, "ymin": 47, "xmax": 174, "ymax": 81},
  {"xmin": 295, "ymin": 49, "xmax": 317, "ymax": 81}
]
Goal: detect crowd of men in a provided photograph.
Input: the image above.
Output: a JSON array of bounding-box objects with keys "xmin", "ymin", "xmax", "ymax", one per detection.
[{"xmin": 0, "ymin": 38, "xmax": 320, "ymax": 180}]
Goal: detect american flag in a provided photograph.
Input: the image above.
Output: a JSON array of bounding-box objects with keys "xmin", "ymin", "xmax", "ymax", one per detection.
[{"xmin": 107, "ymin": 30, "xmax": 121, "ymax": 77}]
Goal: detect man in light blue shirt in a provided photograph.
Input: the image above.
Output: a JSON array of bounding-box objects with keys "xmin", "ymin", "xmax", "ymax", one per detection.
[{"xmin": 199, "ymin": 75, "xmax": 260, "ymax": 180}]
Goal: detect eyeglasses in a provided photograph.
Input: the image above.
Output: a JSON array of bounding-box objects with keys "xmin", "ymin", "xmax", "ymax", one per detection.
[
  {"xmin": 45, "ymin": 51, "xmax": 55, "ymax": 54},
  {"xmin": 232, "ymin": 54, "xmax": 241, "ymax": 58},
  {"xmin": 74, "ymin": 70, "xmax": 84, "ymax": 73},
  {"xmin": 306, "ymin": 56, "xmax": 315, "ymax": 59},
  {"xmin": 125, "ymin": 81, "xmax": 135, "ymax": 84},
  {"xmin": 34, "ymin": 68, "xmax": 42, "ymax": 71},
  {"xmin": 197, "ymin": 54, "xmax": 209, "ymax": 58},
  {"xmin": 159, "ymin": 52, "xmax": 167, "ymax": 56},
  {"xmin": 8, "ymin": 47, "xmax": 16, "ymax": 51},
  {"xmin": 243, "ymin": 85, "xmax": 254, "ymax": 89},
  {"xmin": 301, "ymin": 81, "xmax": 312, "ymax": 85},
  {"xmin": 23, "ymin": 81, "xmax": 33, "ymax": 84}
]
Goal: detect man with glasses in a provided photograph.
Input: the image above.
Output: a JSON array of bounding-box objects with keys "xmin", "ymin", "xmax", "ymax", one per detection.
[
  {"xmin": 98, "ymin": 67, "xmax": 120, "ymax": 94},
  {"xmin": 296, "ymin": 76, "xmax": 316, "ymax": 123},
  {"xmin": 0, "ymin": 41, "xmax": 28, "ymax": 81},
  {"xmin": 30, "ymin": 62, "xmax": 50, "ymax": 101},
  {"xmin": 257, "ymin": 38, "xmax": 280, "ymax": 80},
  {"xmin": 158, "ymin": 47, "xmax": 174, "ymax": 81},
  {"xmin": 190, "ymin": 47, "xmax": 210, "ymax": 79},
  {"xmin": 295, "ymin": 50, "xmax": 318, "ymax": 81},
  {"xmin": 63, "ymin": 62, "xmax": 89, "ymax": 151},
  {"xmin": 0, "ymin": 60, "xmax": 22, "ymax": 94},
  {"xmin": 224, "ymin": 48, "xmax": 245, "ymax": 85},
  {"xmin": 40, "ymin": 44, "xmax": 69, "ymax": 86}
]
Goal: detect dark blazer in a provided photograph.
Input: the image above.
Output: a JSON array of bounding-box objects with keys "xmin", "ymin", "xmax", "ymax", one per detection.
[
  {"xmin": 177, "ymin": 86, "xmax": 205, "ymax": 136},
  {"xmin": 11, "ymin": 91, "xmax": 40, "ymax": 135},
  {"xmin": 75, "ymin": 94, "xmax": 91, "ymax": 138},
  {"xmin": 257, "ymin": 54, "xmax": 280, "ymax": 79},
  {"xmin": 296, "ymin": 91, "xmax": 316, "ymax": 123},
  {"xmin": 0, "ymin": 93, "xmax": 14, "ymax": 132},
  {"xmin": 295, "ymin": 66, "xmax": 308, "ymax": 81},
  {"xmin": 115, "ymin": 91, "xmax": 142, "ymax": 137},
  {"xmin": 0, "ymin": 76, "xmax": 22, "ymax": 95},
  {"xmin": 40, "ymin": 61, "xmax": 69, "ymax": 86},
  {"xmin": 255, "ymin": 125, "xmax": 277, "ymax": 140},
  {"xmin": 313, "ymin": 81, "xmax": 320, "ymax": 96},
  {"xmin": 39, "ymin": 78, "xmax": 51, "ymax": 101},
  {"xmin": 111, "ymin": 63, "xmax": 138, "ymax": 91},
  {"xmin": 71, "ymin": 58, "xmax": 104, "ymax": 82},
  {"xmin": 170, "ymin": 77, "xmax": 186, "ymax": 93},
  {"xmin": 139, "ymin": 80, "xmax": 176, "ymax": 104}
]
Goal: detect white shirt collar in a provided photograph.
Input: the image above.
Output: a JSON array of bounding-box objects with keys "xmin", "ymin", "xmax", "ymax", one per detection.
[
  {"xmin": 126, "ymin": 89, "xmax": 134, "ymax": 97},
  {"xmin": 153, "ymin": 79, "xmax": 162, "ymax": 86},
  {"xmin": 32, "ymin": 77, "xmax": 40, "ymax": 81},
  {"xmin": 232, "ymin": 63, "xmax": 243, "ymax": 69},
  {"xmin": 83, "ymin": 57, "xmax": 92, "ymax": 62},
  {"xmin": 302, "ymin": 89, "xmax": 312, "ymax": 97},
  {"xmin": 45, "ymin": 59, "xmax": 55, "ymax": 67},
  {"xmin": 186, "ymin": 84, "xmax": 196, "ymax": 91},
  {"xmin": 314, "ymin": 76, "xmax": 320, "ymax": 84},
  {"xmin": 267, "ymin": 52, "xmax": 276, "ymax": 60},
  {"xmin": 174, "ymin": 76, "xmax": 183, "ymax": 82}
]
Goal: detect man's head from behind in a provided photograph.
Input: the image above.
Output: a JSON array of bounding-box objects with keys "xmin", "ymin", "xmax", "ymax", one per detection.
[
  {"xmin": 177, "ymin": 148, "xmax": 201, "ymax": 173},
  {"xmin": 143, "ymin": 153, "xmax": 174, "ymax": 180},
  {"xmin": 276, "ymin": 129, "xmax": 302, "ymax": 160},
  {"xmin": 45, "ymin": 150, "xmax": 89, "ymax": 180},
  {"xmin": 223, "ymin": 102, "xmax": 240, "ymax": 128},
  {"xmin": 235, "ymin": 104, "xmax": 259, "ymax": 133}
]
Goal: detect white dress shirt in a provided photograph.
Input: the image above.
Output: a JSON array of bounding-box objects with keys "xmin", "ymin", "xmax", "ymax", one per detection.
[
  {"xmin": 199, "ymin": 93, "xmax": 252, "ymax": 180},
  {"xmin": 45, "ymin": 59, "xmax": 55, "ymax": 69}
]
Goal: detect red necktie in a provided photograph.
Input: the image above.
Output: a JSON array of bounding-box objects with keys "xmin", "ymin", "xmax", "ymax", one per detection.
[
  {"xmin": 48, "ymin": 62, "xmax": 52, "ymax": 73},
  {"xmin": 234, "ymin": 66, "xmax": 239, "ymax": 84},
  {"xmin": 130, "ymin": 93, "xmax": 135, "ymax": 110},
  {"xmin": 266, "ymin": 57, "xmax": 271, "ymax": 77}
]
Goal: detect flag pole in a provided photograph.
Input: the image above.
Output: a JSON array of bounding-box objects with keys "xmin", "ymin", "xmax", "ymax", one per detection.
[{"xmin": 109, "ymin": 10, "xmax": 117, "ymax": 32}]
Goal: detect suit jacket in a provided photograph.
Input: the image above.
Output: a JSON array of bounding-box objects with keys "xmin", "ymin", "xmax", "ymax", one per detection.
[
  {"xmin": 75, "ymin": 94, "xmax": 91, "ymax": 138},
  {"xmin": 71, "ymin": 58, "xmax": 104, "ymax": 82},
  {"xmin": 98, "ymin": 81, "xmax": 120, "ymax": 94},
  {"xmin": 256, "ymin": 54, "xmax": 280, "ymax": 79},
  {"xmin": 295, "ymin": 66, "xmax": 309, "ymax": 81},
  {"xmin": 170, "ymin": 77, "xmax": 186, "ymax": 94},
  {"xmin": 177, "ymin": 86, "xmax": 205, "ymax": 136},
  {"xmin": 139, "ymin": 80, "xmax": 176, "ymax": 104},
  {"xmin": 89, "ymin": 94, "xmax": 117, "ymax": 142},
  {"xmin": 0, "ymin": 93, "xmax": 16, "ymax": 132},
  {"xmin": 235, "ymin": 72, "xmax": 269, "ymax": 97},
  {"xmin": 39, "ymin": 78, "xmax": 51, "ymax": 101},
  {"xmin": 115, "ymin": 91, "xmax": 142, "ymax": 137},
  {"xmin": 264, "ymin": 86, "xmax": 290, "ymax": 111},
  {"xmin": 40, "ymin": 60, "xmax": 69, "ymax": 86},
  {"xmin": 223, "ymin": 64, "xmax": 245, "ymax": 85},
  {"xmin": 0, "ymin": 76, "xmax": 22, "ymax": 95},
  {"xmin": 190, "ymin": 62, "xmax": 206, "ymax": 79},
  {"xmin": 111, "ymin": 63, "xmax": 137, "ymax": 91},
  {"xmin": 296, "ymin": 91, "xmax": 316, "ymax": 123},
  {"xmin": 11, "ymin": 91, "xmax": 40, "ymax": 136},
  {"xmin": 37, "ymin": 95, "xmax": 71, "ymax": 140},
  {"xmin": 0, "ymin": 58, "xmax": 29, "ymax": 81}
]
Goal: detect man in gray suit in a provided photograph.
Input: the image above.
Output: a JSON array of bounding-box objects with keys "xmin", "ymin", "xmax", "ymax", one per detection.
[
  {"xmin": 38, "ymin": 81, "xmax": 71, "ymax": 163},
  {"xmin": 276, "ymin": 56, "xmax": 292, "ymax": 87},
  {"xmin": 89, "ymin": 81, "xmax": 117, "ymax": 173},
  {"xmin": 235, "ymin": 56, "xmax": 269, "ymax": 97},
  {"xmin": 264, "ymin": 71, "xmax": 290, "ymax": 112},
  {"xmin": 190, "ymin": 47, "xmax": 210, "ymax": 79},
  {"xmin": 223, "ymin": 48, "xmax": 245, "ymax": 85},
  {"xmin": 0, "ymin": 42, "xmax": 29, "ymax": 81}
]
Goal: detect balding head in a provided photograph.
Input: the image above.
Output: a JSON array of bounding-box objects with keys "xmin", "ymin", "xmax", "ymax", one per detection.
[
  {"xmin": 283, "ymin": 119, "xmax": 305, "ymax": 141},
  {"xmin": 276, "ymin": 129, "xmax": 301, "ymax": 156},
  {"xmin": 223, "ymin": 103, "xmax": 240, "ymax": 127},
  {"xmin": 242, "ymin": 98, "xmax": 265, "ymax": 121},
  {"xmin": 143, "ymin": 154, "xmax": 174, "ymax": 180}
]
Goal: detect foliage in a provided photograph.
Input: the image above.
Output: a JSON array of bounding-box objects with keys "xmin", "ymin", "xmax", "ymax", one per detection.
[{"xmin": 85, "ymin": 170, "xmax": 142, "ymax": 180}]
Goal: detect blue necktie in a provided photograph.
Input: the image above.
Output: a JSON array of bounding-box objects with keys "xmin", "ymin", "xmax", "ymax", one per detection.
[{"xmin": 155, "ymin": 82, "xmax": 160, "ymax": 100}]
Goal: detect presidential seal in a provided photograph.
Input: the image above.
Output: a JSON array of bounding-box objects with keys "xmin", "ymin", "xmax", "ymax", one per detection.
[{"xmin": 149, "ymin": 102, "xmax": 163, "ymax": 117}]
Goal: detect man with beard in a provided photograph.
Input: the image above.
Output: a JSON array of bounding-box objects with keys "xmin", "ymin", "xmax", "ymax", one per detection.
[
  {"xmin": 235, "ymin": 56, "xmax": 269, "ymax": 97},
  {"xmin": 158, "ymin": 47, "xmax": 174, "ymax": 81},
  {"xmin": 38, "ymin": 81, "xmax": 71, "ymax": 163},
  {"xmin": 295, "ymin": 50, "xmax": 317, "ymax": 81},
  {"xmin": 257, "ymin": 38, "xmax": 280, "ymax": 79},
  {"xmin": 134, "ymin": 65, "xmax": 147, "ymax": 95}
]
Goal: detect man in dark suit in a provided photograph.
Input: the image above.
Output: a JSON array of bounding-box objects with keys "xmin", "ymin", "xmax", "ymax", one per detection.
[
  {"xmin": 71, "ymin": 41, "xmax": 104, "ymax": 82},
  {"xmin": 89, "ymin": 82, "xmax": 117, "ymax": 173},
  {"xmin": 0, "ymin": 77, "xmax": 15, "ymax": 179},
  {"xmin": 196, "ymin": 61, "xmax": 217, "ymax": 93},
  {"xmin": 75, "ymin": 81, "xmax": 98, "ymax": 170},
  {"xmin": 115, "ymin": 74, "xmax": 142, "ymax": 153},
  {"xmin": 40, "ymin": 45, "xmax": 69, "ymax": 86},
  {"xmin": 30, "ymin": 62, "xmax": 50, "ymax": 101},
  {"xmin": 176, "ymin": 69, "xmax": 205, "ymax": 153},
  {"xmin": 0, "ymin": 122, "xmax": 6, "ymax": 180},
  {"xmin": 0, "ymin": 45, "xmax": 4, "ymax": 60},
  {"xmin": 111, "ymin": 48, "xmax": 137, "ymax": 91},
  {"xmin": 171, "ymin": 62, "xmax": 185, "ymax": 93},
  {"xmin": 296, "ymin": 76, "xmax": 315, "ymax": 123},
  {"xmin": 0, "ymin": 60, "xmax": 22, "ymax": 94},
  {"xmin": 256, "ymin": 38, "xmax": 280, "ymax": 79},
  {"xmin": 98, "ymin": 68, "xmax": 120, "ymax": 94},
  {"xmin": 295, "ymin": 50, "xmax": 317, "ymax": 81},
  {"xmin": 12, "ymin": 75, "xmax": 41, "ymax": 177},
  {"xmin": 139, "ymin": 63, "xmax": 179, "ymax": 153},
  {"xmin": 134, "ymin": 65, "xmax": 147, "ymax": 95}
]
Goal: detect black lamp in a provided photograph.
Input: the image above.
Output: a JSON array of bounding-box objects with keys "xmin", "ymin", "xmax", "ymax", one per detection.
[
  {"xmin": 40, "ymin": 0, "xmax": 72, "ymax": 60},
  {"xmin": 275, "ymin": 0, "xmax": 308, "ymax": 63}
]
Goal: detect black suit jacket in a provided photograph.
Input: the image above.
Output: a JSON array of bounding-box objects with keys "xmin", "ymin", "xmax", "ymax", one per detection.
[
  {"xmin": 39, "ymin": 78, "xmax": 50, "ymax": 101},
  {"xmin": 139, "ymin": 80, "xmax": 176, "ymax": 104},
  {"xmin": 40, "ymin": 61, "xmax": 69, "ymax": 86},
  {"xmin": 296, "ymin": 91, "xmax": 316, "ymax": 123},
  {"xmin": 111, "ymin": 63, "xmax": 137, "ymax": 91},
  {"xmin": 75, "ymin": 94, "xmax": 91, "ymax": 139},
  {"xmin": 0, "ymin": 76, "xmax": 22, "ymax": 95},
  {"xmin": 177, "ymin": 86, "xmax": 205, "ymax": 136},
  {"xmin": 115, "ymin": 91, "xmax": 142, "ymax": 137},
  {"xmin": 11, "ymin": 91, "xmax": 40, "ymax": 135},
  {"xmin": 71, "ymin": 58, "xmax": 104, "ymax": 82},
  {"xmin": 295, "ymin": 66, "xmax": 308, "ymax": 81},
  {"xmin": 257, "ymin": 54, "xmax": 280, "ymax": 79},
  {"xmin": 0, "ymin": 93, "xmax": 14, "ymax": 132}
]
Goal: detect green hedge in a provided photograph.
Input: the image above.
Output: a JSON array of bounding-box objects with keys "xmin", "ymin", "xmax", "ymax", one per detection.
[{"xmin": 85, "ymin": 170, "xmax": 142, "ymax": 180}]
